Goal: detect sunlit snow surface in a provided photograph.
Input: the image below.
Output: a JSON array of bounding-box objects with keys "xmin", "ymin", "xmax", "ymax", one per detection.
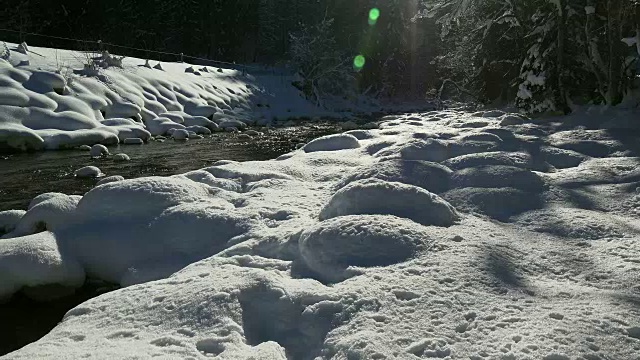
[
  {"xmin": 0, "ymin": 41, "xmax": 320, "ymax": 151},
  {"xmin": 1, "ymin": 106, "xmax": 640, "ymax": 359},
  {"xmin": 2, "ymin": 42, "xmax": 640, "ymax": 360}
]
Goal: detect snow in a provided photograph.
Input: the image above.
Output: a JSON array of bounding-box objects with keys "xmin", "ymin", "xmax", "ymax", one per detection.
[
  {"xmin": 303, "ymin": 133, "xmax": 361, "ymax": 152},
  {"xmin": 2, "ymin": 193, "xmax": 80, "ymax": 240},
  {"xmin": 96, "ymin": 175, "xmax": 125, "ymax": 186},
  {"xmin": 320, "ymin": 179, "xmax": 460, "ymax": 227},
  {"xmin": 89, "ymin": 144, "xmax": 109, "ymax": 157},
  {"xmin": 298, "ymin": 215, "xmax": 434, "ymax": 283},
  {"xmin": 172, "ymin": 129, "xmax": 189, "ymax": 140},
  {"xmin": 0, "ymin": 41, "xmax": 327, "ymax": 152},
  {"xmin": 0, "ymin": 210, "xmax": 26, "ymax": 235},
  {"xmin": 1, "ymin": 82, "xmax": 640, "ymax": 358},
  {"xmin": 113, "ymin": 153, "xmax": 131, "ymax": 162},
  {"xmin": 74, "ymin": 166, "xmax": 104, "ymax": 178}
]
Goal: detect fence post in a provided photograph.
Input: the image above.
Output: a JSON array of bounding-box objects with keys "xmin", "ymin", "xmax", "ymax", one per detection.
[{"xmin": 180, "ymin": 53, "xmax": 184, "ymax": 63}]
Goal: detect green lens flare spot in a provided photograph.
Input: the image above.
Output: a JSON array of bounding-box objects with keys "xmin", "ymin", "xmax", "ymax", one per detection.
[
  {"xmin": 369, "ymin": 8, "xmax": 380, "ymax": 21},
  {"xmin": 354, "ymin": 55, "xmax": 366, "ymax": 69}
]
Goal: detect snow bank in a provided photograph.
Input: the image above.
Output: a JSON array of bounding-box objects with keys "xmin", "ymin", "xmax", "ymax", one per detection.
[
  {"xmin": 2, "ymin": 103, "xmax": 640, "ymax": 359},
  {"xmin": 0, "ymin": 41, "xmax": 324, "ymax": 151}
]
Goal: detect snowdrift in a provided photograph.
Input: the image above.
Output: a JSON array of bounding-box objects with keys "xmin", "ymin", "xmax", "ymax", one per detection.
[
  {"xmin": 0, "ymin": 41, "xmax": 320, "ymax": 151},
  {"xmin": 2, "ymin": 108, "xmax": 640, "ymax": 359}
]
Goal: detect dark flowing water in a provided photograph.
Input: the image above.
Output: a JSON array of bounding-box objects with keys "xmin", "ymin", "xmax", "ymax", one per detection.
[
  {"xmin": 0, "ymin": 123, "xmax": 341, "ymax": 356},
  {"xmin": 0, "ymin": 123, "xmax": 341, "ymax": 212}
]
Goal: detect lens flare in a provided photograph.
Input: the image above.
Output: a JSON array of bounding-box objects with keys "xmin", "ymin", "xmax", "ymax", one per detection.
[
  {"xmin": 354, "ymin": 55, "xmax": 366, "ymax": 70},
  {"xmin": 369, "ymin": 8, "xmax": 380, "ymax": 21}
]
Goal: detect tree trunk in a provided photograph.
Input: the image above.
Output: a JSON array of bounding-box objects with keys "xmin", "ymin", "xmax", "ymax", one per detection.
[
  {"xmin": 556, "ymin": 0, "xmax": 570, "ymax": 113},
  {"xmin": 606, "ymin": 0, "xmax": 624, "ymax": 105},
  {"xmin": 584, "ymin": 0, "xmax": 607, "ymax": 100}
]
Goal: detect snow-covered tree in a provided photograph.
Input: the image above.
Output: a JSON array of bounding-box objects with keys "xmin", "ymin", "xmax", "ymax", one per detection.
[{"xmin": 424, "ymin": 0, "xmax": 639, "ymax": 112}]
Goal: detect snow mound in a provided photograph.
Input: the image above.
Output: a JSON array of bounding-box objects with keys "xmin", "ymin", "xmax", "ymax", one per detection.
[
  {"xmin": 459, "ymin": 132, "xmax": 503, "ymax": 143},
  {"xmin": 96, "ymin": 175, "xmax": 125, "ymax": 186},
  {"xmin": 451, "ymin": 165, "xmax": 545, "ymax": 192},
  {"xmin": 0, "ymin": 210, "xmax": 26, "ymax": 234},
  {"xmin": 512, "ymin": 207, "xmax": 630, "ymax": 240},
  {"xmin": 75, "ymin": 166, "xmax": 104, "ymax": 178},
  {"xmin": 89, "ymin": 144, "xmax": 109, "ymax": 158},
  {"xmin": 5, "ymin": 193, "xmax": 80, "ymax": 237},
  {"xmin": 3, "ymin": 108, "xmax": 640, "ymax": 360},
  {"xmin": 0, "ymin": 231, "xmax": 85, "ymax": 301},
  {"xmin": 0, "ymin": 42, "xmax": 326, "ymax": 152},
  {"xmin": 499, "ymin": 114, "xmax": 526, "ymax": 126},
  {"xmin": 320, "ymin": 179, "xmax": 460, "ymax": 227},
  {"xmin": 303, "ymin": 134, "xmax": 360, "ymax": 153},
  {"xmin": 113, "ymin": 153, "xmax": 130, "ymax": 162},
  {"xmin": 344, "ymin": 130, "xmax": 375, "ymax": 140},
  {"xmin": 443, "ymin": 187, "xmax": 543, "ymax": 221},
  {"xmin": 299, "ymin": 215, "xmax": 433, "ymax": 282},
  {"xmin": 337, "ymin": 158, "xmax": 452, "ymax": 193},
  {"xmin": 172, "ymin": 129, "xmax": 189, "ymax": 140},
  {"xmin": 397, "ymin": 139, "xmax": 451, "ymax": 162},
  {"xmin": 50, "ymin": 177, "xmax": 241, "ymax": 284},
  {"xmin": 444, "ymin": 151, "xmax": 534, "ymax": 170},
  {"xmin": 145, "ymin": 117, "xmax": 186, "ymax": 136},
  {"xmin": 537, "ymin": 146, "xmax": 588, "ymax": 169}
]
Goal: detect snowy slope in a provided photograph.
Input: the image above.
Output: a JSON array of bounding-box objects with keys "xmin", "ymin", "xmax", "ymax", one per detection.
[
  {"xmin": 0, "ymin": 41, "xmax": 322, "ymax": 151},
  {"xmin": 2, "ymin": 108, "xmax": 640, "ymax": 359}
]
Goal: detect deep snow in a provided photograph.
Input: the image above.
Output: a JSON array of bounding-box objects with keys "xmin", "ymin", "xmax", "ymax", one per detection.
[
  {"xmin": 1, "ymin": 106, "xmax": 640, "ymax": 359},
  {"xmin": 0, "ymin": 41, "xmax": 325, "ymax": 152}
]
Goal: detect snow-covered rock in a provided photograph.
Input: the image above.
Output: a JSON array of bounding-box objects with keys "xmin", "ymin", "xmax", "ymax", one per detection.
[
  {"xmin": 172, "ymin": 129, "xmax": 189, "ymax": 140},
  {"xmin": 219, "ymin": 118, "xmax": 247, "ymax": 129},
  {"xmin": 123, "ymin": 137, "xmax": 144, "ymax": 145},
  {"xmin": 89, "ymin": 144, "xmax": 109, "ymax": 158},
  {"xmin": 113, "ymin": 153, "xmax": 130, "ymax": 162},
  {"xmin": 74, "ymin": 166, "xmax": 104, "ymax": 178}
]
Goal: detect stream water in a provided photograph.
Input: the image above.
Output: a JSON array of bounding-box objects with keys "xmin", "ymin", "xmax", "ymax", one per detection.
[
  {"xmin": 0, "ymin": 123, "xmax": 341, "ymax": 212},
  {"xmin": 0, "ymin": 122, "xmax": 341, "ymax": 355}
]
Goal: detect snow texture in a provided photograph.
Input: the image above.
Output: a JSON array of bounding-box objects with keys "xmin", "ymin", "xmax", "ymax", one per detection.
[
  {"xmin": 2, "ymin": 95, "xmax": 640, "ymax": 359},
  {"xmin": 74, "ymin": 166, "xmax": 104, "ymax": 178},
  {"xmin": 0, "ymin": 41, "xmax": 323, "ymax": 151}
]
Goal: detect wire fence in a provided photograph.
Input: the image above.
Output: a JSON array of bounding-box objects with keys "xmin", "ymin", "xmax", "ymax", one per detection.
[{"xmin": 0, "ymin": 27, "xmax": 287, "ymax": 76}]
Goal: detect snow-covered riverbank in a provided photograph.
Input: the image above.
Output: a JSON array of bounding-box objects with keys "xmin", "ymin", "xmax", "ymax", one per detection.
[
  {"xmin": 1, "ymin": 107, "xmax": 640, "ymax": 359},
  {"xmin": 0, "ymin": 41, "xmax": 354, "ymax": 152}
]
